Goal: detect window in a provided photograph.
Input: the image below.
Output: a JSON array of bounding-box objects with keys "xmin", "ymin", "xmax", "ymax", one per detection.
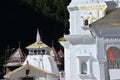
[
  {"xmin": 34, "ymin": 50, "xmax": 37, "ymax": 55},
  {"xmin": 30, "ymin": 50, "xmax": 33, "ymax": 53},
  {"xmin": 42, "ymin": 50, "xmax": 45, "ymax": 55},
  {"xmin": 77, "ymin": 55, "xmax": 93, "ymax": 79},
  {"xmin": 30, "ymin": 50, "xmax": 34, "ymax": 55},
  {"xmin": 81, "ymin": 61, "xmax": 87, "ymax": 74},
  {"xmin": 38, "ymin": 50, "xmax": 41, "ymax": 55},
  {"xmin": 84, "ymin": 20, "xmax": 89, "ymax": 26},
  {"xmin": 21, "ymin": 69, "xmax": 33, "ymax": 80}
]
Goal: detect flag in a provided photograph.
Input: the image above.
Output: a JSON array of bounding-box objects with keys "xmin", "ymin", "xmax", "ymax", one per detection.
[{"xmin": 109, "ymin": 47, "xmax": 114, "ymax": 61}]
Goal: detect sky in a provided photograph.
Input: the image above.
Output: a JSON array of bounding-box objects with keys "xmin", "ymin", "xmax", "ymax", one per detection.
[{"xmin": 0, "ymin": 0, "xmax": 64, "ymax": 55}]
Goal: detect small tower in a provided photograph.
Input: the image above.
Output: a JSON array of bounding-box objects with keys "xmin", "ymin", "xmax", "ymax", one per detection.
[
  {"xmin": 5, "ymin": 47, "xmax": 26, "ymax": 73},
  {"xmin": 26, "ymin": 29, "xmax": 50, "ymax": 55},
  {"xmin": 59, "ymin": 0, "xmax": 120, "ymax": 80},
  {"xmin": 67, "ymin": 0, "xmax": 107, "ymax": 35},
  {"xmin": 59, "ymin": 0, "xmax": 108, "ymax": 80},
  {"xmin": 4, "ymin": 29, "xmax": 59, "ymax": 80},
  {"xmin": 24, "ymin": 29, "xmax": 59, "ymax": 74}
]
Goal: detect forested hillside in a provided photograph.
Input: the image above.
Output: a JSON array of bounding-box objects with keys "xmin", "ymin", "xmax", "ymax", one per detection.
[{"xmin": 19, "ymin": 0, "xmax": 71, "ymax": 34}]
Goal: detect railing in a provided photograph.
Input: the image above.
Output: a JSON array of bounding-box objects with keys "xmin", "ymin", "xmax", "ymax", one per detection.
[{"xmin": 108, "ymin": 58, "xmax": 120, "ymax": 69}]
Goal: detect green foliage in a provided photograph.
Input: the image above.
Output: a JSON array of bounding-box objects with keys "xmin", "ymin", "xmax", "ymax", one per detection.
[{"xmin": 19, "ymin": 0, "xmax": 70, "ymax": 34}]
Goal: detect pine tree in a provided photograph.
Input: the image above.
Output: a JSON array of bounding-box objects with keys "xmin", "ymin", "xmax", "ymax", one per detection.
[{"xmin": 19, "ymin": 0, "xmax": 70, "ymax": 34}]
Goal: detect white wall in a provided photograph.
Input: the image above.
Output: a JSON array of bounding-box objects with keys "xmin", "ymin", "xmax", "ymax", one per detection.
[
  {"xmin": 10, "ymin": 67, "xmax": 46, "ymax": 80},
  {"xmin": 61, "ymin": 41, "xmax": 101, "ymax": 80},
  {"xmin": 9, "ymin": 67, "xmax": 58, "ymax": 80}
]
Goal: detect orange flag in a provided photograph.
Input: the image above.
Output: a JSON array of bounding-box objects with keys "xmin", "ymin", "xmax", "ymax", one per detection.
[{"xmin": 109, "ymin": 47, "xmax": 114, "ymax": 61}]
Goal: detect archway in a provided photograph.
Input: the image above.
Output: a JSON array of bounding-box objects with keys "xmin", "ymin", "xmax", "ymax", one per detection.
[{"xmin": 107, "ymin": 47, "xmax": 120, "ymax": 69}]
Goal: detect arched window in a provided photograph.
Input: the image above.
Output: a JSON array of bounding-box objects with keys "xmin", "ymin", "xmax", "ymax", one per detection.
[
  {"xmin": 81, "ymin": 61, "xmax": 87, "ymax": 74},
  {"xmin": 107, "ymin": 47, "xmax": 120, "ymax": 69},
  {"xmin": 84, "ymin": 19, "xmax": 89, "ymax": 26}
]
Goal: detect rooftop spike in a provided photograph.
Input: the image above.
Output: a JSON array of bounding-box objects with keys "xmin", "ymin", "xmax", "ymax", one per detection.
[
  {"xmin": 19, "ymin": 41, "xmax": 21, "ymax": 48},
  {"xmin": 36, "ymin": 29, "xmax": 41, "ymax": 42},
  {"xmin": 52, "ymin": 40, "xmax": 54, "ymax": 47}
]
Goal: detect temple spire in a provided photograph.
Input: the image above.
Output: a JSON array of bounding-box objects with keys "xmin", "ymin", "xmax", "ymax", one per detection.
[
  {"xmin": 19, "ymin": 41, "xmax": 21, "ymax": 48},
  {"xmin": 36, "ymin": 29, "xmax": 41, "ymax": 42}
]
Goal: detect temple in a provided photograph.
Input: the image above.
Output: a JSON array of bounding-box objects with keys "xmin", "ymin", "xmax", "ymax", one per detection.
[{"xmin": 59, "ymin": 0, "xmax": 120, "ymax": 80}]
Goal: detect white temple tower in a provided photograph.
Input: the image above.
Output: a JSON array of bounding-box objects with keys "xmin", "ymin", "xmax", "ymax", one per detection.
[
  {"xmin": 59, "ymin": 0, "xmax": 120, "ymax": 80},
  {"xmin": 4, "ymin": 29, "xmax": 59, "ymax": 80},
  {"xmin": 24, "ymin": 29, "xmax": 59, "ymax": 74},
  {"xmin": 59, "ymin": 1, "xmax": 107, "ymax": 80}
]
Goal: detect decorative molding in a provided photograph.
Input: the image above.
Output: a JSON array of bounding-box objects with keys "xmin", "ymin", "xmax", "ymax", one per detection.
[{"xmin": 68, "ymin": 3, "xmax": 107, "ymax": 11}]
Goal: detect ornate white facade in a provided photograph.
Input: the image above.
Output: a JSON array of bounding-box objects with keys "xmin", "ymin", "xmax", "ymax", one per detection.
[{"xmin": 60, "ymin": 0, "xmax": 120, "ymax": 80}]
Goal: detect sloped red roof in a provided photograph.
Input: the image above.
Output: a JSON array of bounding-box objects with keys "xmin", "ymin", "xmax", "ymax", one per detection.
[
  {"xmin": 58, "ymin": 50, "xmax": 64, "ymax": 58},
  {"xmin": 8, "ymin": 48, "xmax": 26, "ymax": 62},
  {"xmin": 51, "ymin": 47, "xmax": 61, "ymax": 65}
]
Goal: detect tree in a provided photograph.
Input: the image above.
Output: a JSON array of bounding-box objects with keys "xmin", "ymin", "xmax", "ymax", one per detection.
[{"xmin": 19, "ymin": 0, "xmax": 70, "ymax": 34}]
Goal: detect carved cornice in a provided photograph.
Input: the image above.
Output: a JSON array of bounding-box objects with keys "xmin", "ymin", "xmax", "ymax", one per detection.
[{"xmin": 68, "ymin": 3, "xmax": 107, "ymax": 11}]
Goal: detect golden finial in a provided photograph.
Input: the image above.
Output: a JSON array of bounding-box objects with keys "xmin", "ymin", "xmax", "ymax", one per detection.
[{"xmin": 58, "ymin": 37, "xmax": 66, "ymax": 41}]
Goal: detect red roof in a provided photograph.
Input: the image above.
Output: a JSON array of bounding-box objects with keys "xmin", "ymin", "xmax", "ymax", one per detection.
[
  {"xmin": 58, "ymin": 50, "xmax": 64, "ymax": 58},
  {"xmin": 51, "ymin": 47, "xmax": 62, "ymax": 65},
  {"xmin": 8, "ymin": 48, "xmax": 26, "ymax": 62}
]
